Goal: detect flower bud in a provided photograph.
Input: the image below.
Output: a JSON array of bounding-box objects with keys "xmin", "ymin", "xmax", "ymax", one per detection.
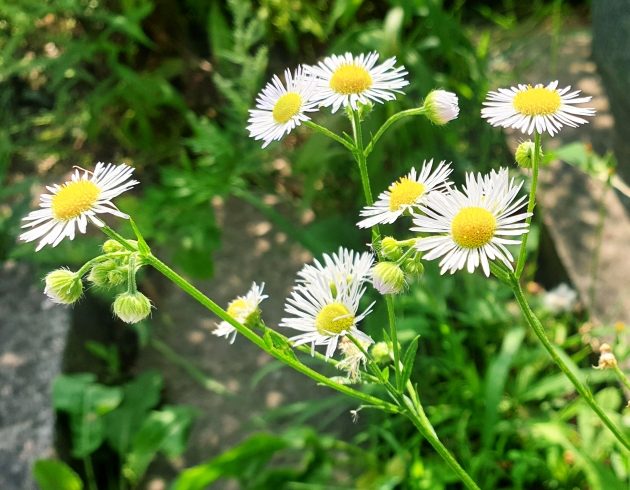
[
  {"xmin": 515, "ymin": 140, "xmax": 543, "ymax": 169},
  {"xmin": 380, "ymin": 236, "xmax": 402, "ymax": 260},
  {"xmin": 88, "ymin": 260, "xmax": 126, "ymax": 288},
  {"xmin": 102, "ymin": 239, "xmax": 137, "ymax": 253},
  {"xmin": 402, "ymin": 257, "xmax": 424, "ymax": 278},
  {"xmin": 371, "ymin": 261, "xmax": 406, "ymax": 295},
  {"xmin": 102, "ymin": 239, "xmax": 125, "ymax": 253},
  {"xmin": 44, "ymin": 269, "xmax": 83, "ymax": 304},
  {"xmin": 345, "ymin": 101, "xmax": 374, "ymax": 122},
  {"xmin": 422, "ymin": 90, "xmax": 459, "ymax": 125},
  {"xmin": 107, "ymin": 268, "xmax": 127, "ymax": 287},
  {"xmin": 371, "ymin": 341, "xmax": 391, "ymax": 364},
  {"xmin": 113, "ymin": 291, "xmax": 152, "ymax": 324}
]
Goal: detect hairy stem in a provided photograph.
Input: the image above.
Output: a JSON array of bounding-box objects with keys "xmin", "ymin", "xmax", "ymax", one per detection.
[
  {"xmin": 350, "ymin": 109, "xmax": 401, "ymax": 389},
  {"xmin": 510, "ymin": 273, "xmax": 630, "ymax": 450},
  {"xmin": 304, "ymin": 120, "xmax": 355, "ymax": 152},
  {"xmin": 144, "ymin": 253, "xmax": 398, "ymax": 412},
  {"xmin": 403, "ymin": 394, "xmax": 481, "ymax": 490},
  {"xmin": 515, "ymin": 132, "xmax": 541, "ymax": 278},
  {"xmin": 363, "ymin": 107, "xmax": 426, "ymax": 157},
  {"xmin": 350, "ymin": 109, "xmax": 480, "ymax": 487}
]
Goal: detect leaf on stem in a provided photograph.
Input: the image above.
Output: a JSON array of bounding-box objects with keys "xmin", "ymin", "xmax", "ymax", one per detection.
[{"xmin": 400, "ymin": 335, "xmax": 420, "ymax": 390}]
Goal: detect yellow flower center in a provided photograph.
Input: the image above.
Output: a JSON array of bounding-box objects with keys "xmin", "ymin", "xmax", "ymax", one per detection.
[
  {"xmin": 451, "ymin": 207, "xmax": 497, "ymax": 249},
  {"xmin": 512, "ymin": 86, "xmax": 561, "ymax": 116},
  {"xmin": 272, "ymin": 92, "xmax": 302, "ymax": 123},
  {"xmin": 51, "ymin": 180, "xmax": 100, "ymax": 221},
  {"xmin": 227, "ymin": 298, "xmax": 250, "ymax": 319},
  {"xmin": 388, "ymin": 178, "xmax": 425, "ymax": 211},
  {"xmin": 315, "ymin": 302, "xmax": 354, "ymax": 335},
  {"xmin": 329, "ymin": 65, "xmax": 372, "ymax": 95}
]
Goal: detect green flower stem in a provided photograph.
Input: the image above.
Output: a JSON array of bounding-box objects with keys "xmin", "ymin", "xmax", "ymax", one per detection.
[
  {"xmin": 142, "ymin": 252, "xmax": 398, "ymax": 413},
  {"xmin": 510, "ymin": 273, "xmax": 630, "ymax": 450},
  {"xmin": 83, "ymin": 456, "xmax": 98, "ymax": 490},
  {"xmin": 395, "ymin": 245, "xmax": 417, "ymax": 264},
  {"xmin": 351, "ymin": 109, "xmax": 402, "ymax": 390},
  {"xmin": 396, "ymin": 238, "xmax": 418, "ymax": 248},
  {"xmin": 351, "ymin": 109, "xmax": 482, "ymax": 488},
  {"xmin": 127, "ymin": 255, "xmax": 137, "ymax": 294},
  {"xmin": 354, "ymin": 336, "xmax": 480, "ymax": 490},
  {"xmin": 363, "ymin": 107, "xmax": 426, "ymax": 157},
  {"xmin": 100, "ymin": 225, "xmax": 398, "ymax": 411},
  {"xmin": 76, "ymin": 252, "xmax": 131, "ymax": 277},
  {"xmin": 347, "ymin": 334, "xmax": 399, "ymax": 398},
  {"xmin": 612, "ymin": 364, "xmax": 630, "ymax": 393},
  {"xmin": 515, "ymin": 131, "xmax": 541, "ymax": 278},
  {"xmin": 303, "ymin": 120, "xmax": 355, "ymax": 152},
  {"xmin": 101, "ymin": 226, "xmax": 138, "ymax": 252},
  {"xmin": 295, "ymin": 343, "xmax": 380, "ymax": 384},
  {"xmin": 402, "ymin": 392, "xmax": 481, "ymax": 490}
]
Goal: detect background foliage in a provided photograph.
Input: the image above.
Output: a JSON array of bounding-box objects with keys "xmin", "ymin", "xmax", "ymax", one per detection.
[{"xmin": 3, "ymin": 0, "xmax": 627, "ymax": 488}]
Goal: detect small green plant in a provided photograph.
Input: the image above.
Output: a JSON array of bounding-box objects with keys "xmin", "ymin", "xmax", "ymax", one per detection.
[{"xmin": 36, "ymin": 370, "xmax": 195, "ymax": 490}]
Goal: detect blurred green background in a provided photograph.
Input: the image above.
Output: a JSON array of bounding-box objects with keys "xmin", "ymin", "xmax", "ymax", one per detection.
[{"xmin": 4, "ymin": 0, "xmax": 630, "ymax": 489}]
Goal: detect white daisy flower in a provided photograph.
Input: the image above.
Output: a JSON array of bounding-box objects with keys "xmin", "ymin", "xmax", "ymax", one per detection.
[
  {"xmin": 306, "ymin": 52, "xmax": 409, "ymax": 113},
  {"xmin": 20, "ymin": 163, "xmax": 138, "ymax": 251},
  {"xmin": 247, "ymin": 66, "xmax": 318, "ymax": 148},
  {"xmin": 281, "ymin": 272, "xmax": 374, "ymax": 358},
  {"xmin": 412, "ymin": 168, "xmax": 531, "ymax": 277},
  {"xmin": 357, "ymin": 160, "xmax": 453, "ymax": 229},
  {"xmin": 481, "ymin": 80, "xmax": 595, "ymax": 137},
  {"xmin": 297, "ymin": 247, "xmax": 373, "ymax": 290},
  {"xmin": 214, "ymin": 282, "xmax": 268, "ymax": 344}
]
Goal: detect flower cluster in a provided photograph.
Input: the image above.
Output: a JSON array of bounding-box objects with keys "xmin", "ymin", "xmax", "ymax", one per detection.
[
  {"xmin": 247, "ymin": 52, "xmax": 459, "ymax": 148},
  {"xmin": 19, "ymin": 52, "xmax": 600, "ymax": 396},
  {"xmin": 358, "ymin": 166, "xmax": 531, "ymax": 278}
]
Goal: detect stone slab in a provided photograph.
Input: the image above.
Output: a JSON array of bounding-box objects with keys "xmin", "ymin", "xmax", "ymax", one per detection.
[{"xmin": 0, "ymin": 262, "xmax": 70, "ymax": 490}]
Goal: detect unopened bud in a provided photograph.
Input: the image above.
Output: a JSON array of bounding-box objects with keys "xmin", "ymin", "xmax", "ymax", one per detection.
[
  {"xmin": 88, "ymin": 260, "xmax": 126, "ymax": 288},
  {"xmin": 402, "ymin": 257, "xmax": 424, "ymax": 278},
  {"xmin": 44, "ymin": 269, "xmax": 83, "ymax": 304},
  {"xmin": 102, "ymin": 239, "xmax": 137, "ymax": 253},
  {"xmin": 102, "ymin": 239, "xmax": 124, "ymax": 253},
  {"xmin": 380, "ymin": 237, "xmax": 402, "ymax": 261},
  {"xmin": 113, "ymin": 291, "xmax": 152, "ymax": 324},
  {"xmin": 371, "ymin": 262, "xmax": 406, "ymax": 295},
  {"xmin": 422, "ymin": 90, "xmax": 459, "ymax": 125},
  {"xmin": 371, "ymin": 342, "xmax": 391, "ymax": 364},
  {"xmin": 515, "ymin": 140, "xmax": 543, "ymax": 169},
  {"xmin": 107, "ymin": 268, "xmax": 127, "ymax": 287},
  {"xmin": 345, "ymin": 101, "xmax": 374, "ymax": 122}
]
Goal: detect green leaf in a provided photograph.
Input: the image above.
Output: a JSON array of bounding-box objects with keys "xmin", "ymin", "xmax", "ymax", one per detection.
[
  {"xmin": 400, "ymin": 335, "xmax": 420, "ymax": 390},
  {"xmin": 33, "ymin": 459, "xmax": 83, "ymax": 490},
  {"xmin": 208, "ymin": 0, "xmax": 232, "ymax": 59},
  {"xmin": 481, "ymin": 327, "xmax": 525, "ymax": 449},
  {"xmin": 123, "ymin": 406, "xmax": 195, "ymax": 484},
  {"xmin": 129, "ymin": 218, "xmax": 151, "ymax": 255},
  {"xmin": 381, "ymin": 365, "xmax": 390, "ymax": 383},
  {"xmin": 53, "ymin": 374, "xmax": 97, "ymax": 415},
  {"xmin": 105, "ymin": 371, "xmax": 163, "ymax": 455},
  {"xmin": 53, "ymin": 374, "xmax": 123, "ymax": 458},
  {"xmin": 172, "ymin": 433, "xmax": 290, "ymax": 490}
]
